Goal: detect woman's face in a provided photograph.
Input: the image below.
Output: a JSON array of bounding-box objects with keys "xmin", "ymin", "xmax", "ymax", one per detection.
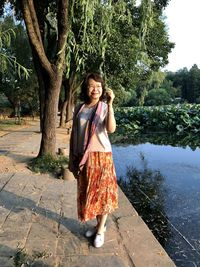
[{"xmin": 87, "ymin": 78, "xmax": 103, "ymax": 102}]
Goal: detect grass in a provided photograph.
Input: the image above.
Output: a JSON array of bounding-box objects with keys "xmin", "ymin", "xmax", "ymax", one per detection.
[
  {"xmin": 13, "ymin": 247, "xmax": 50, "ymax": 267},
  {"xmin": 0, "ymin": 119, "xmax": 27, "ymax": 130},
  {"xmin": 0, "ymin": 119, "xmax": 17, "ymax": 129},
  {"xmin": 28, "ymin": 154, "xmax": 68, "ymax": 178}
]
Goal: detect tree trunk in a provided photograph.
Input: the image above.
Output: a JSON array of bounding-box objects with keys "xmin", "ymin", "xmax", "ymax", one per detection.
[
  {"xmin": 66, "ymin": 72, "xmax": 81, "ymax": 121},
  {"xmin": 66, "ymin": 88, "xmax": 74, "ymax": 122},
  {"xmin": 60, "ymin": 99, "xmax": 68, "ymax": 127},
  {"xmin": 59, "ymin": 78, "xmax": 69, "ymax": 128},
  {"xmin": 59, "ymin": 77, "xmax": 75, "ymax": 128},
  {"xmin": 31, "ymin": 49, "xmax": 45, "ymax": 131},
  {"xmin": 39, "ymin": 75, "xmax": 62, "ymax": 156},
  {"xmin": 59, "ymin": 79, "xmax": 73, "ymax": 127}
]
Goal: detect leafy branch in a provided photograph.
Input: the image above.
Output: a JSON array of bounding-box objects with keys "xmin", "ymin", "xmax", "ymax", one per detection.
[
  {"xmin": 0, "ymin": 28, "xmax": 30, "ymax": 78},
  {"xmin": 0, "ymin": 52, "xmax": 31, "ymax": 78}
]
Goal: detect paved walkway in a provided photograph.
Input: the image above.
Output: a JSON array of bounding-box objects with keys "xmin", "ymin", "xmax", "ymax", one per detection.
[{"xmin": 0, "ymin": 123, "xmax": 176, "ymax": 267}]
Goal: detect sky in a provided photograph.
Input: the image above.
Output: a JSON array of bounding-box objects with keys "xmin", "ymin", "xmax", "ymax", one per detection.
[{"xmin": 164, "ymin": 0, "xmax": 200, "ymax": 72}]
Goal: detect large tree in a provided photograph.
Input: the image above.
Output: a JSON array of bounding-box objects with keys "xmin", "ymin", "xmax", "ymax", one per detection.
[
  {"xmin": 2, "ymin": 0, "xmax": 68, "ymax": 155},
  {"xmin": 0, "ymin": 0, "xmax": 69, "ymax": 156},
  {"xmin": 103, "ymin": 0, "xmax": 174, "ymax": 106},
  {"xmin": 19, "ymin": 0, "xmax": 69, "ymax": 156},
  {"xmin": 61, "ymin": 0, "xmax": 174, "ymax": 111}
]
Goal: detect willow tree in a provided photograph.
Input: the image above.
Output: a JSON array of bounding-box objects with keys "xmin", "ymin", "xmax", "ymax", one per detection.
[
  {"xmin": 59, "ymin": 0, "xmax": 115, "ymax": 127},
  {"xmin": 15, "ymin": 0, "xmax": 68, "ymax": 156},
  {"xmin": 94, "ymin": 0, "xmax": 173, "ymax": 106},
  {"xmin": 135, "ymin": 0, "xmax": 172, "ymax": 105}
]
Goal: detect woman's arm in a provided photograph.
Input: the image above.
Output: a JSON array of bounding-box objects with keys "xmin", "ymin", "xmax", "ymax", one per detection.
[{"xmin": 106, "ymin": 89, "xmax": 116, "ymax": 133}]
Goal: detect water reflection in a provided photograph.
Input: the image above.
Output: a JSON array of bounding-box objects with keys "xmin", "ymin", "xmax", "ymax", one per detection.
[
  {"xmin": 118, "ymin": 153, "xmax": 171, "ymax": 247},
  {"xmin": 111, "ymin": 132, "xmax": 200, "ymax": 151},
  {"xmin": 113, "ymin": 138, "xmax": 200, "ymax": 267}
]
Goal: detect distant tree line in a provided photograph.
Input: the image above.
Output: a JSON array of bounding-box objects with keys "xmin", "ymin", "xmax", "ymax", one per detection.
[
  {"xmin": 166, "ymin": 64, "xmax": 200, "ymax": 104},
  {"xmin": 122, "ymin": 64, "xmax": 200, "ymax": 107}
]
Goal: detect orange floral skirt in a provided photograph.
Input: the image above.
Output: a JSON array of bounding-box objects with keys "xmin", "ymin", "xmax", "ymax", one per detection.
[{"xmin": 77, "ymin": 151, "xmax": 118, "ymax": 222}]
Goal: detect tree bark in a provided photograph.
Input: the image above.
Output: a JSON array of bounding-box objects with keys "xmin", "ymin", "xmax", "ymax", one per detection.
[
  {"xmin": 31, "ymin": 48, "xmax": 45, "ymax": 131},
  {"xmin": 60, "ymin": 84, "xmax": 74, "ymax": 128},
  {"xmin": 59, "ymin": 73, "xmax": 80, "ymax": 128},
  {"xmin": 39, "ymin": 75, "xmax": 62, "ymax": 155},
  {"xmin": 66, "ymin": 88, "xmax": 74, "ymax": 123},
  {"xmin": 60, "ymin": 100, "xmax": 68, "ymax": 128},
  {"xmin": 60, "ymin": 78, "xmax": 69, "ymax": 128}
]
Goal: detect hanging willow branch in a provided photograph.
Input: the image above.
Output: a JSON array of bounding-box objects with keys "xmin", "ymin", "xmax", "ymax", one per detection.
[
  {"xmin": 139, "ymin": 0, "xmax": 153, "ymax": 49},
  {"xmin": 0, "ymin": 28, "xmax": 15, "ymax": 48},
  {"xmin": 0, "ymin": 53, "xmax": 30, "ymax": 78},
  {"xmin": 98, "ymin": 0, "xmax": 114, "ymax": 73},
  {"xmin": 65, "ymin": 0, "xmax": 115, "ymax": 77},
  {"xmin": 0, "ymin": 28, "xmax": 30, "ymax": 78}
]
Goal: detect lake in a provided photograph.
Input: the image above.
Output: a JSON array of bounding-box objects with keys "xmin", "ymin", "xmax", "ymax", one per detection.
[{"xmin": 112, "ymin": 136, "xmax": 200, "ymax": 267}]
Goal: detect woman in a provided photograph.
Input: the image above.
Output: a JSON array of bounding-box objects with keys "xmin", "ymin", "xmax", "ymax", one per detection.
[{"xmin": 69, "ymin": 73, "xmax": 118, "ymax": 248}]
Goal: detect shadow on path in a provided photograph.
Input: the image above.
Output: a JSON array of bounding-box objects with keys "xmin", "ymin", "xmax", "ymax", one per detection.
[{"xmin": 0, "ymin": 188, "xmax": 83, "ymax": 239}]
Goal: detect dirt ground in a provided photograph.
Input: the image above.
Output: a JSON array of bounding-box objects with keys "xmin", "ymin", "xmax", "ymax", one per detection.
[
  {"xmin": 0, "ymin": 124, "xmax": 28, "ymax": 137},
  {"xmin": 0, "ymin": 121, "xmax": 33, "ymax": 173},
  {"xmin": 0, "ymin": 120, "xmax": 70, "ymax": 174},
  {"xmin": 0, "ymin": 155, "xmax": 19, "ymax": 173},
  {"xmin": 0, "ymin": 156, "xmax": 35, "ymax": 174}
]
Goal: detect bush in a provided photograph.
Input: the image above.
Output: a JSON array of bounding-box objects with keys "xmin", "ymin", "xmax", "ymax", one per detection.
[
  {"xmin": 145, "ymin": 88, "xmax": 172, "ymax": 106},
  {"xmin": 29, "ymin": 154, "xmax": 68, "ymax": 177},
  {"xmin": 114, "ymin": 104, "xmax": 200, "ymax": 138}
]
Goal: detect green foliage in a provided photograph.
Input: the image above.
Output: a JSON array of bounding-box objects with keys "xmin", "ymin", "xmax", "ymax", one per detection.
[
  {"xmin": 165, "ymin": 64, "xmax": 200, "ymax": 104},
  {"xmin": 59, "ymin": 0, "xmax": 174, "ymax": 107},
  {"xmin": 145, "ymin": 88, "xmax": 172, "ymax": 105},
  {"xmin": 114, "ymin": 104, "xmax": 200, "ymax": 139},
  {"xmin": 29, "ymin": 154, "xmax": 68, "ymax": 176},
  {"xmin": 0, "ymin": 18, "xmax": 30, "ymax": 78},
  {"xmin": 148, "ymin": 71, "xmax": 166, "ymax": 89},
  {"xmin": 1, "ymin": 1, "xmax": 174, "ymax": 109},
  {"xmin": 0, "ymin": 119, "xmax": 16, "ymax": 129},
  {"xmin": 0, "ymin": 17, "xmax": 38, "ymax": 115},
  {"xmin": 103, "ymin": 1, "xmax": 140, "ymax": 105},
  {"xmin": 103, "ymin": 1, "xmax": 174, "ymax": 106},
  {"xmin": 140, "ymin": 0, "xmax": 154, "ymax": 49}
]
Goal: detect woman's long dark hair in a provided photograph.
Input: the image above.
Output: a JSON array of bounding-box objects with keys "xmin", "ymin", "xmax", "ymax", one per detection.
[{"xmin": 80, "ymin": 73, "xmax": 106, "ymax": 103}]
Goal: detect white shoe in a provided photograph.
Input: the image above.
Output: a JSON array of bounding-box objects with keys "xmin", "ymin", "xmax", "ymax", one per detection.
[
  {"xmin": 85, "ymin": 227, "xmax": 97, "ymax": 238},
  {"xmin": 94, "ymin": 233, "xmax": 105, "ymax": 248},
  {"xmin": 85, "ymin": 224, "xmax": 107, "ymax": 238}
]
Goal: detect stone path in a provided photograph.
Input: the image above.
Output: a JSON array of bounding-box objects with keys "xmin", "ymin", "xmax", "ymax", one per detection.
[{"xmin": 0, "ymin": 123, "xmax": 176, "ymax": 267}]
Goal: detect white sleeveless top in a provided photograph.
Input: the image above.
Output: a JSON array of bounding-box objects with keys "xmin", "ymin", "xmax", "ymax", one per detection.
[{"xmin": 77, "ymin": 105, "xmax": 112, "ymax": 155}]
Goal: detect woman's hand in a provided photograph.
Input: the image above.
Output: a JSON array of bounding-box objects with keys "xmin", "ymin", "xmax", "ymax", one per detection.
[
  {"xmin": 106, "ymin": 88, "xmax": 115, "ymax": 106},
  {"xmin": 106, "ymin": 88, "xmax": 116, "ymax": 133}
]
